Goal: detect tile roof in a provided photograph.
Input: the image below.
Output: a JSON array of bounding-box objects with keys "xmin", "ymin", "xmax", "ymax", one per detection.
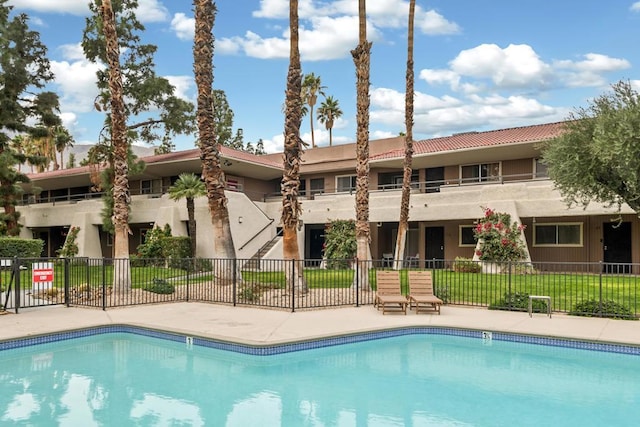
[{"xmin": 370, "ymin": 121, "xmax": 568, "ymax": 161}]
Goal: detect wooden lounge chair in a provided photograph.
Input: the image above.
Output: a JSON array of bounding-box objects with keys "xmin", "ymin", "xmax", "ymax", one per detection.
[
  {"xmin": 374, "ymin": 270, "xmax": 408, "ymax": 315},
  {"xmin": 407, "ymin": 270, "xmax": 443, "ymax": 314}
]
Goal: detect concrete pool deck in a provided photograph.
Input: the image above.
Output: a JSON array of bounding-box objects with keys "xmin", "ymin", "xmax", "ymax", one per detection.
[{"xmin": 1, "ymin": 303, "xmax": 639, "ymax": 347}]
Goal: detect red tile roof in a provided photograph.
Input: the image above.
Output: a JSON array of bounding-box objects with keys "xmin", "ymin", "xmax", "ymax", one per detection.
[{"xmin": 370, "ymin": 121, "xmax": 568, "ymax": 161}]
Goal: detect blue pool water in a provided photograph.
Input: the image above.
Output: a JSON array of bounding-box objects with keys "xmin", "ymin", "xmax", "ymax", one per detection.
[{"xmin": 1, "ymin": 329, "xmax": 639, "ymax": 426}]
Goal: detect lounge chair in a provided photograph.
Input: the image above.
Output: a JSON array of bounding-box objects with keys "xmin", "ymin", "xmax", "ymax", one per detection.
[
  {"xmin": 407, "ymin": 270, "xmax": 443, "ymax": 314},
  {"xmin": 374, "ymin": 270, "xmax": 408, "ymax": 315}
]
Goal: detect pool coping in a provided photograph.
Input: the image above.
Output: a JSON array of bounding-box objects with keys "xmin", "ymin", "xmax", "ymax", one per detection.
[{"xmin": 2, "ymin": 323, "xmax": 640, "ymax": 356}]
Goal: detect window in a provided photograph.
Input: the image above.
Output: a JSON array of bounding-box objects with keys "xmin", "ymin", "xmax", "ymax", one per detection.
[
  {"xmin": 461, "ymin": 163, "xmax": 500, "ymax": 183},
  {"xmin": 310, "ymin": 178, "xmax": 324, "ymax": 195},
  {"xmin": 459, "ymin": 225, "xmax": 477, "ymax": 246},
  {"xmin": 534, "ymin": 223, "xmax": 582, "ymax": 246},
  {"xmin": 336, "ymin": 175, "xmax": 357, "ymax": 192},
  {"xmin": 534, "ymin": 158, "xmax": 548, "ymax": 178},
  {"xmin": 141, "ymin": 180, "xmax": 153, "ymax": 195}
]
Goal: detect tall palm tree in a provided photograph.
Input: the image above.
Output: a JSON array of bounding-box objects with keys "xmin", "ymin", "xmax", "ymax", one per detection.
[
  {"xmin": 351, "ymin": 0, "xmax": 372, "ymax": 290},
  {"xmin": 101, "ymin": 0, "xmax": 131, "ymax": 292},
  {"xmin": 317, "ymin": 96, "xmax": 343, "ymax": 146},
  {"xmin": 54, "ymin": 126, "xmax": 74, "ymax": 170},
  {"xmin": 281, "ymin": 0, "xmax": 307, "ymax": 292},
  {"xmin": 301, "ymin": 72, "xmax": 325, "ymax": 148},
  {"xmin": 168, "ymin": 173, "xmax": 206, "ymax": 258},
  {"xmin": 393, "ymin": 0, "xmax": 416, "ymax": 269},
  {"xmin": 193, "ymin": 0, "xmax": 238, "ymax": 283}
]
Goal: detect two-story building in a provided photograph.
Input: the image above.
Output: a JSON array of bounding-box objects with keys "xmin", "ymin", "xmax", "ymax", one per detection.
[{"xmin": 16, "ymin": 121, "xmax": 639, "ymax": 267}]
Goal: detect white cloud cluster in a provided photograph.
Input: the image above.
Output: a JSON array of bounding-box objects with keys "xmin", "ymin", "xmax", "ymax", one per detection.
[
  {"xmin": 631, "ymin": 2, "xmax": 640, "ymax": 12},
  {"xmin": 171, "ymin": 13, "xmax": 194, "ymax": 41},
  {"xmin": 9, "ymin": 0, "xmax": 168, "ymax": 23}
]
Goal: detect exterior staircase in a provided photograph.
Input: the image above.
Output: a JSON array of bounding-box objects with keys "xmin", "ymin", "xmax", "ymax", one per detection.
[{"xmin": 242, "ymin": 236, "xmax": 282, "ymax": 270}]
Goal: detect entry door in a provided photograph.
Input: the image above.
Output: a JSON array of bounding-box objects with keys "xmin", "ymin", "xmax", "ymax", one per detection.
[
  {"xmin": 603, "ymin": 222, "xmax": 632, "ymax": 273},
  {"xmin": 425, "ymin": 227, "xmax": 445, "ymax": 269},
  {"xmin": 307, "ymin": 227, "xmax": 325, "ymax": 267}
]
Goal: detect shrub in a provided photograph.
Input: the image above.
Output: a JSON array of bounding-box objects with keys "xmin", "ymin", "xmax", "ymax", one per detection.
[
  {"xmin": 0, "ymin": 238, "xmax": 44, "ymax": 258},
  {"xmin": 57, "ymin": 226, "xmax": 80, "ymax": 258},
  {"xmin": 489, "ymin": 292, "xmax": 548, "ymax": 313},
  {"xmin": 569, "ymin": 300, "xmax": 636, "ymax": 320},
  {"xmin": 453, "ymin": 257, "xmax": 481, "ymax": 273},
  {"xmin": 323, "ymin": 220, "xmax": 356, "ymax": 269},
  {"xmin": 473, "ymin": 207, "xmax": 527, "ymax": 262},
  {"xmin": 144, "ymin": 278, "xmax": 175, "ymax": 294},
  {"xmin": 161, "ymin": 236, "xmax": 192, "ymax": 270},
  {"xmin": 136, "ymin": 225, "xmax": 172, "ymax": 261}
]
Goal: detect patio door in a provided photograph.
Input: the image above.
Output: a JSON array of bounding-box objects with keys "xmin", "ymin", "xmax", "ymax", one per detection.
[
  {"xmin": 603, "ymin": 222, "xmax": 631, "ymax": 273},
  {"xmin": 425, "ymin": 226, "xmax": 444, "ymax": 269}
]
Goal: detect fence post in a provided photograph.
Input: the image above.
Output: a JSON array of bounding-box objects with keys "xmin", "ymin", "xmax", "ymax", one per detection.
[
  {"xmin": 508, "ymin": 261, "xmax": 512, "ymax": 311},
  {"xmin": 291, "ymin": 259, "xmax": 295, "ymax": 313},
  {"xmin": 186, "ymin": 259, "xmax": 191, "ymax": 302},
  {"xmin": 13, "ymin": 256, "xmax": 20, "ymax": 314},
  {"xmin": 102, "ymin": 261, "xmax": 107, "ymax": 311},
  {"xmin": 598, "ymin": 261, "xmax": 603, "ymax": 318},
  {"xmin": 64, "ymin": 258, "xmax": 70, "ymax": 307},
  {"xmin": 355, "ymin": 257, "xmax": 360, "ymax": 307},
  {"xmin": 232, "ymin": 258, "xmax": 237, "ymax": 307}
]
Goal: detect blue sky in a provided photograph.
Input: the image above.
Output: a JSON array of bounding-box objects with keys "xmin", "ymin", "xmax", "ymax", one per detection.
[{"xmin": 7, "ymin": 0, "xmax": 640, "ymax": 153}]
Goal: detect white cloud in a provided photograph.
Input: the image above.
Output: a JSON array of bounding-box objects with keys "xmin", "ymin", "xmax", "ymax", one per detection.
[
  {"xmin": 58, "ymin": 43, "xmax": 86, "ymax": 61},
  {"xmin": 171, "ymin": 13, "xmax": 194, "ymax": 41},
  {"xmin": 164, "ymin": 75, "xmax": 193, "ymax": 101},
  {"xmin": 51, "ymin": 59, "xmax": 102, "ymax": 113},
  {"xmin": 631, "ymin": 2, "xmax": 640, "ymax": 12},
  {"xmin": 450, "ymin": 44, "xmax": 552, "ymax": 88},
  {"xmin": 8, "ymin": 0, "xmax": 89, "ymax": 15},
  {"xmin": 554, "ymin": 53, "xmax": 630, "ymax": 72},
  {"xmin": 9, "ymin": 0, "xmax": 168, "ymax": 22},
  {"xmin": 631, "ymin": 80, "xmax": 640, "ymax": 91}
]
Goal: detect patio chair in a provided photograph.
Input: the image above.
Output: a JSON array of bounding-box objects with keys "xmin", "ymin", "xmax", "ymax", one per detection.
[
  {"xmin": 407, "ymin": 270, "xmax": 443, "ymax": 314},
  {"xmin": 374, "ymin": 270, "xmax": 408, "ymax": 315}
]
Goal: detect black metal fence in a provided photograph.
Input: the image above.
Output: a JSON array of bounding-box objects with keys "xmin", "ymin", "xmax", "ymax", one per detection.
[{"xmin": 1, "ymin": 257, "xmax": 638, "ymax": 319}]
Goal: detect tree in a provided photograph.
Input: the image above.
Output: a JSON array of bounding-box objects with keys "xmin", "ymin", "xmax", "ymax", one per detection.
[
  {"xmin": 317, "ymin": 96, "xmax": 342, "ymax": 146},
  {"xmin": 100, "ymin": 0, "xmax": 131, "ymax": 292},
  {"xmin": 351, "ymin": 0, "xmax": 372, "ymax": 290},
  {"xmin": 542, "ymin": 80, "xmax": 640, "ymax": 214},
  {"xmin": 0, "ymin": 1, "xmax": 55, "ymax": 235},
  {"xmin": 393, "ymin": 0, "xmax": 415, "ymax": 270},
  {"xmin": 54, "ymin": 126, "xmax": 74, "ymax": 170},
  {"xmin": 168, "ymin": 173, "xmax": 205, "ymax": 258},
  {"xmin": 83, "ymin": 0, "xmax": 195, "ymax": 228},
  {"xmin": 193, "ymin": 0, "xmax": 238, "ymax": 283},
  {"xmin": 281, "ymin": 0, "xmax": 307, "ymax": 292},
  {"xmin": 301, "ymin": 72, "xmax": 325, "ymax": 148}
]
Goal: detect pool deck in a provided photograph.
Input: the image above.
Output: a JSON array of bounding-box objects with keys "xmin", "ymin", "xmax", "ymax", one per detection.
[{"xmin": 1, "ymin": 303, "xmax": 639, "ymax": 347}]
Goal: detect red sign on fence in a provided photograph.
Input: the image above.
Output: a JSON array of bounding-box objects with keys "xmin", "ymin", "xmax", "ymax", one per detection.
[{"xmin": 33, "ymin": 267, "xmax": 54, "ymax": 283}]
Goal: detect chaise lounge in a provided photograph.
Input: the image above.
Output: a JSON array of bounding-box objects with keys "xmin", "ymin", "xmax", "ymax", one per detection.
[
  {"xmin": 374, "ymin": 270, "xmax": 408, "ymax": 315},
  {"xmin": 407, "ymin": 270, "xmax": 443, "ymax": 314}
]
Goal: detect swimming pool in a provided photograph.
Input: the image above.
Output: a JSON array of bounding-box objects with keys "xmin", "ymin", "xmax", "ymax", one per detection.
[{"xmin": 1, "ymin": 326, "xmax": 639, "ymax": 426}]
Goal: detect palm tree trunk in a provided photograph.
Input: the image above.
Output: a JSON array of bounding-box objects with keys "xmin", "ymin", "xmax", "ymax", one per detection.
[
  {"xmin": 186, "ymin": 197, "xmax": 197, "ymax": 257},
  {"xmin": 393, "ymin": 0, "xmax": 416, "ymax": 270},
  {"xmin": 351, "ymin": 0, "xmax": 372, "ymax": 290},
  {"xmin": 193, "ymin": 0, "xmax": 238, "ymax": 284},
  {"xmin": 282, "ymin": 0, "xmax": 307, "ymax": 293},
  {"xmin": 101, "ymin": 0, "xmax": 131, "ymax": 292}
]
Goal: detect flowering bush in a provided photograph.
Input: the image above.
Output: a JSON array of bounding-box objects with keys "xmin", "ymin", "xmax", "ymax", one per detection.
[{"xmin": 473, "ymin": 207, "xmax": 527, "ymax": 262}]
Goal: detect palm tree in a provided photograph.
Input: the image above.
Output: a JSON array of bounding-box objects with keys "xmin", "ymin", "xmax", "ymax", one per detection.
[
  {"xmin": 54, "ymin": 126, "xmax": 74, "ymax": 170},
  {"xmin": 351, "ymin": 0, "xmax": 372, "ymax": 290},
  {"xmin": 193, "ymin": 0, "xmax": 238, "ymax": 283},
  {"xmin": 393, "ymin": 0, "xmax": 416, "ymax": 269},
  {"xmin": 317, "ymin": 96, "xmax": 342, "ymax": 146},
  {"xmin": 10, "ymin": 135, "xmax": 27, "ymax": 172},
  {"xmin": 301, "ymin": 72, "xmax": 325, "ymax": 148},
  {"xmin": 168, "ymin": 173, "xmax": 205, "ymax": 258},
  {"xmin": 101, "ymin": 0, "xmax": 132, "ymax": 292},
  {"xmin": 281, "ymin": 0, "xmax": 307, "ymax": 292}
]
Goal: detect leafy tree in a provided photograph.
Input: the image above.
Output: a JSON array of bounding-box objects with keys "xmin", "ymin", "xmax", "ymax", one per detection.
[
  {"xmin": 0, "ymin": 1, "xmax": 56, "ymax": 235},
  {"xmin": 393, "ymin": 0, "xmax": 415, "ymax": 269},
  {"xmin": 301, "ymin": 72, "xmax": 325, "ymax": 148},
  {"xmin": 281, "ymin": 0, "xmax": 307, "ymax": 292},
  {"xmin": 193, "ymin": 0, "xmax": 238, "ymax": 283},
  {"xmin": 317, "ymin": 95, "xmax": 342, "ymax": 147},
  {"xmin": 82, "ymin": 0, "xmax": 195, "ymax": 235},
  {"xmin": 66, "ymin": 152, "xmax": 77, "ymax": 169},
  {"xmin": 323, "ymin": 220, "xmax": 356, "ymax": 269},
  {"xmin": 168, "ymin": 173, "xmax": 205, "ymax": 258},
  {"xmin": 352, "ymin": 0, "xmax": 372, "ymax": 289},
  {"xmin": 542, "ymin": 80, "xmax": 640, "ymax": 214}
]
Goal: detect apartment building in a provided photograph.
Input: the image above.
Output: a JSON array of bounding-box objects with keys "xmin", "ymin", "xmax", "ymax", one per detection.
[{"xmin": 17, "ymin": 121, "xmax": 639, "ymax": 266}]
